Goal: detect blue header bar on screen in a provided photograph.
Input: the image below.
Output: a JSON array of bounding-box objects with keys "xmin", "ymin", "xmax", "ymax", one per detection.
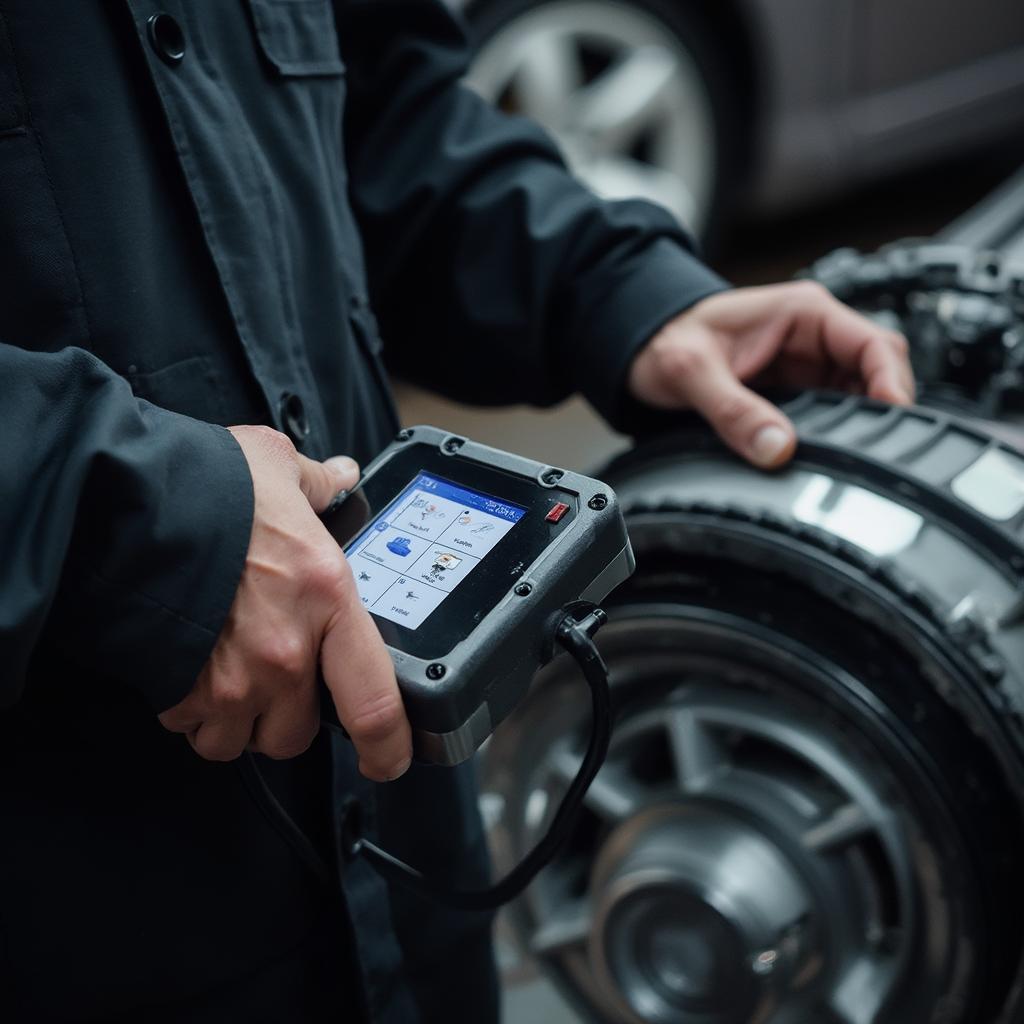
[{"xmin": 412, "ymin": 473, "xmax": 526, "ymax": 523}]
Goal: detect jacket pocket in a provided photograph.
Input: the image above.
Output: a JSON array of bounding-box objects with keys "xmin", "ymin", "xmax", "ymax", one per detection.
[
  {"xmin": 128, "ymin": 355, "xmax": 230, "ymax": 425},
  {"xmin": 247, "ymin": 0, "xmax": 345, "ymax": 77}
]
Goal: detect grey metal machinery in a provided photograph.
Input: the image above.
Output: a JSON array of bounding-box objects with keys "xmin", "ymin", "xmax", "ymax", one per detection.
[
  {"xmin": 809, "ymin": 165, "xmax": 1024, "ymax": 423},
  {"xmin": 482, "ymin": 170, "xmax": 1024, "ymax": 1023}
]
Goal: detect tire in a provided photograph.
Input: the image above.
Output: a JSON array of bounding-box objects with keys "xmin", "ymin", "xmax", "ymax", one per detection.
[{"xmin": 482, "ymin": 393, "xmax": 1024, "ymax": 1023}]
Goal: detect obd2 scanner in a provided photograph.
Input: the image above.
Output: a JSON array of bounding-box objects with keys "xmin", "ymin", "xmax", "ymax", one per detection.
[{"xmin": 241, "ymin": 427, "xmax": 634, "ymax": 909}]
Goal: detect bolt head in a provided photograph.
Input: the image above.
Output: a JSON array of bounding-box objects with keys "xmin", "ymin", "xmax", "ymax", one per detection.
[
  {"xmin": 588, "ymin": 493, "xmax": 608, "ymax": 510},
  {"xmin": 426, "ymin": 662, "xmax": 446, "ymax": 680},
  {"xmin": 514, "ymin": 582, "xmax": 532, "ymax": 597}
]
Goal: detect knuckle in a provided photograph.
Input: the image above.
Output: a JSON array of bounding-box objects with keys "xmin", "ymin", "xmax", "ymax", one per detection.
[
  {"xmin": 347, "ymin": 691, "xmax": 406, "ymax": 746},
  {"xmin": 257, "ymin": 632, "xmax": 309, "ymax": 677},
  {"xmin": 782, "ymin": 279, "xmax": 830, "ymax": 312},
  {"xmin": 661, "ymin": 340, "xmax": 706, "ymax": 378},
  {"xmin": 308, "ymin": 547, "xmax": 351, "ymax": 601},
  {"xmin": 794, "ymin": 279, "xmax": 830, "ymax": 302},
  {"xmin": 209, "ymin": 675, "xmax": 250, "ymax": 711},
  {"xmin": 890, "ymin": 331, "xmax": 910, "ymax": 356},
  {"xmin": 252, "ymin": 425, "xmax": 297, "ymax": 462}
]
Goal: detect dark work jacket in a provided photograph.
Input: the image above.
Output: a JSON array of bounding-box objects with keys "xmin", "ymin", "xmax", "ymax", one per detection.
[{"xmin": 0, "ymin": 1, "xmax": 727, "ymax": 1020}]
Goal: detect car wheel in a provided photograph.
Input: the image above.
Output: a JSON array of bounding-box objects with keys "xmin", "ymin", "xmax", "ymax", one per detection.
[
  {"xmin": 483, "ymin": 393, "xmax": 1024, "ymax": 1023},
  {"xmin": 462, "ymin": 0, "xmax": 739, "ymax": 241}
]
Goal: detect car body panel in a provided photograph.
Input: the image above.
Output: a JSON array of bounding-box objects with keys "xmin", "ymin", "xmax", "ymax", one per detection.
[{"xmin": 452, "ymin": 0, "xmax": 1024, "ymax": 218}]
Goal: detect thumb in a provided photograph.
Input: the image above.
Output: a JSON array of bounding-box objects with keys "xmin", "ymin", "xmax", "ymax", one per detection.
[
  {"xmin": 324, "ymin": 454, "xmax": 361, "ymax": 492},
  {"xmin": 682, "ymin": 357, "xmax": 797, "ymax": 469},
  {"xmin": 296, "ymin": 453, "xmax": 360, "ymax": 513}
]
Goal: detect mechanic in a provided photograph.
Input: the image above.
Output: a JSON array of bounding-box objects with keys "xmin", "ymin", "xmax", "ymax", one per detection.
[{"xmin": 0, "ymin": 2, "xmax": 913, "ymax": 1021}]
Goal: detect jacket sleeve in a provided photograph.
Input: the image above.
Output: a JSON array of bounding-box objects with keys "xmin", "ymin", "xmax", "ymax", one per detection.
[
  {"xmin": 0, "ymin": 343, "xmax": 253, "ymax": 713},
  {"xmin": 336, "ymin": 0, "xmax": 729, "ymax": 429}
]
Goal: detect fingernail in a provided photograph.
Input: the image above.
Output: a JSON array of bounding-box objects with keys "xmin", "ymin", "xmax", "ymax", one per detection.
[
  {"xmin": 388, "ymin": 757, "xmax": 412, "ymax": 782},
  {"xmin": 325, "ymin": 455, "xmax": 358, "ymax": 483},
  {"xmin": 751, "ymin": 425, "xmax": 791, "ymax": 467}
]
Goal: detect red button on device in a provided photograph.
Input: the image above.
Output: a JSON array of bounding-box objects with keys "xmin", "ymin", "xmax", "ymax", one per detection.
[{"xmin": 546, "ymin": 502, "xmax": 570, "ymax": 523}]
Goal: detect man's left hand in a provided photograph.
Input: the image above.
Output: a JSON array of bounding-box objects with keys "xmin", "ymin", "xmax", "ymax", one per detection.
[{"xmin": 627, "ymin": 281, "xmax": 915, "ymax": 468}]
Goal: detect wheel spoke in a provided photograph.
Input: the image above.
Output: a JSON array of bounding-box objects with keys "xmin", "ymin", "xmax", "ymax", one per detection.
[
  {"xmin": 513, "ymin": 33, "xmax": 582, "ymax": 125},
  {"xmin": 574, "ymin": 46, "xmax": 679, "ymax": 149},
  {"xmin": 584, "ymin": 154, "xmax": 697, "ymax": 225},
  {"xmin": 829, "ymin": 957, "xmax": 890, "ymax": 1024},
  {"xmin": 530, "ymin": 903, "xmax": 592, "ymax": 957},
  {"xmin": 552, "ymin": 749, "xmax": 642, "ymax": 820},
  {"xmin": 801, "ymin": 802, "xmax": 876, "ymax": 853},
  {"xmin": 667, "ymin": 707, "xmax": 730, "ymax": 792}
]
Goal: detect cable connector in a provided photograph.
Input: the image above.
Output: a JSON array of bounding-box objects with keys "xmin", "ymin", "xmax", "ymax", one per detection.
[
  {"xmin": 354, "ymin": 602, "xmax": 613, "ymax": 911},
  {"xmin": 240, "ymin": 603, "xmax": 614, "ymax": 913},
  {"xmin": 559, "ymin": 605, "xmax": 608, "ymax": 642}
]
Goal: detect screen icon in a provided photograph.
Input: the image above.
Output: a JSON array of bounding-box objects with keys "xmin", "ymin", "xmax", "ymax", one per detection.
[{"xmin": 387, "ymin": 536, "xmax": 413, "ymax": 557}]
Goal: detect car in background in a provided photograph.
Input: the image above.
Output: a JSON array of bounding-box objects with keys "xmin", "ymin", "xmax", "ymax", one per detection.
[{"xmin": 455, "ymin": 0, "xmax": 1024, "ymax": 240}]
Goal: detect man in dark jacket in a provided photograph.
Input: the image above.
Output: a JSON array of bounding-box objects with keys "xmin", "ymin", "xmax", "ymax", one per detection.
[{"xmin": 0, "ymin": 1, "xmax": 912, "ymax": 1021}]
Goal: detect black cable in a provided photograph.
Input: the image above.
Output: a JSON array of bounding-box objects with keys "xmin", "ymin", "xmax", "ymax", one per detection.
[
  {"xmin": 238, "ymin": 750, "xmax": 335, "ymax": 889},
  {"xmin": 240, "ymin": 604, "xmax": 612, "ymax": 911},
  {"xmin": 348, "ymin": 605, "xmax": 611, "ymax": 911}
]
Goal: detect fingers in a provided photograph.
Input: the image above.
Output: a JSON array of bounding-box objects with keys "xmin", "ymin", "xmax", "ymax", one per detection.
[
  {"xmin": 667, "ymin": 337, "xmax": 798, "ymax": 468},
  {"xmin": 320, "ymin": 585, "xmax": 412, "ymax": 782},
  {"xmin": 161, "ymin": 632, "xmax": 320, "ymax": 761},
  {"xmin": 811, "ymin": 293, "xmax": 914, "ymax": 405},
  {"xmin": 704, "ymin": 379, "xmax": 797, "ymax": 468},
  {"xmin": 324, "ymin": 455, "xmax": 361, "ymax": 492},
  {"xmin": 297, "ymin": 453, "xmax": 360, "ymax": 513},
  {"xmin": 160, "ymin": 686, "xmax": 258, "ymax": 762},
  {"xmin": 189, "ymin": 716, "xmax": 256, "ymax": 762},
  {"xmin": 165, "ymin": 681, "xmax": 319, "ymax": 762},
  {"xmin": 248, "ymin": 681, "xmax": 320, "ymax": 760},
  {"xmin": 165, "ymin": 429, "xmax": 376, "ymax": 768},
  {"xmin": 229, "ymin": 426, "xmax": 362, "ymax": 513}
]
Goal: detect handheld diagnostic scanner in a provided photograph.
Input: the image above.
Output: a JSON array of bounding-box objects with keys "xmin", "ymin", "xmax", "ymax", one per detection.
[{"xmin": 321, "ymin": 426, "xmax": 635, "ymax": 766}]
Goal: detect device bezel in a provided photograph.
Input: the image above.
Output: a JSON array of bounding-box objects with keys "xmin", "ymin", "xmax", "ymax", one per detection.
[{"xmin": 322, "ymin": 441, "xmax": 579, "ymax": 659}]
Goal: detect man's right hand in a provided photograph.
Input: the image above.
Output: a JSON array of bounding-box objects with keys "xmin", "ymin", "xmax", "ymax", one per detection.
[{"xmin": 158, "ymin": 425, "xmax": 412, "ymax": 782}]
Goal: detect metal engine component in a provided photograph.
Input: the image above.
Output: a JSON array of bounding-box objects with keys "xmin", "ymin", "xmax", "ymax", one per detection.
[
  {"xmin": 805, "ymin": 167, "xmax": 1024, "ymax": 420},
  {"xmin": 485, "ymin": 169, "xmax": 1024, "ymax": 1022}
]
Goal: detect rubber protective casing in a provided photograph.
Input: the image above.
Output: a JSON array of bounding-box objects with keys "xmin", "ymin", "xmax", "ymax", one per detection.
[{"xmin": 322, "ymin": 426, "xmax": 635, "ymax": 765}]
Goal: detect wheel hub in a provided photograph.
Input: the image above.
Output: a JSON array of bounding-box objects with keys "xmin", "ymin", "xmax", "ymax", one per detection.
[{"xmin": 590, "ymin": 803, "xmax": 814, "ymax": 1024}]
